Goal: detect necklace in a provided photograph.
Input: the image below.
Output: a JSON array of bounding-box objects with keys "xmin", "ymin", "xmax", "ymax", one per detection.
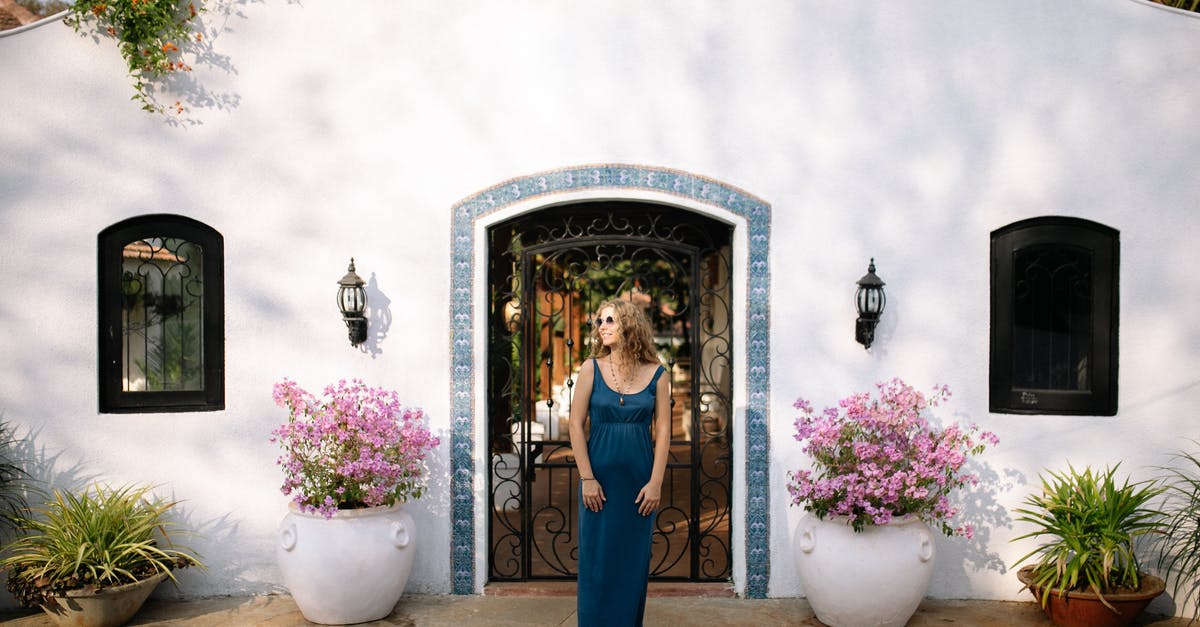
[{"xmin": 607, "ymin": 357, "xmax": 628, "ymax": 406}]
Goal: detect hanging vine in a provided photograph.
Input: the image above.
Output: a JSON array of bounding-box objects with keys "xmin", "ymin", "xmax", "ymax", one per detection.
[{"xmin": 64, "ymin": 0, "xmax": 203, "ymax": 115}]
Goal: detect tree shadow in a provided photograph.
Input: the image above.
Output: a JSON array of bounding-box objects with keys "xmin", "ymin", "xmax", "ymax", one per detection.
[
  {"xmin": 67, "ymin": 0, "xmax": 305, "ymax": 126},
  {"xmin": 151, "ymin": 0, "xmax": 249, "ymax": 126}
]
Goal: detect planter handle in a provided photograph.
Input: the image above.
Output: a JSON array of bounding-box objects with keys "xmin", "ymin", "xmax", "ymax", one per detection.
[
  {"xmin": 279, "ymin": 522, "xmax": 298, "ymax": 552},
  {"xmin": 919, "ymin": 535, "xmax": 933, "ymax": 562},
  {"xmin": 391, "ymin": 519, "xmax": 410, "ymax": 549},
  {"xmin": 797, "ymin": 525, "xmax": 816, "ymax": 554}
]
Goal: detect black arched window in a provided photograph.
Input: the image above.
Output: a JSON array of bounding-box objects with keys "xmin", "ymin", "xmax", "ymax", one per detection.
[
  {"xmin": 990, "ymin": 217, "xmax": 1118, "ymax": 415},
  {"xmin": 98, "ymin": 215, "xmax": 224, "ymax": 413}
]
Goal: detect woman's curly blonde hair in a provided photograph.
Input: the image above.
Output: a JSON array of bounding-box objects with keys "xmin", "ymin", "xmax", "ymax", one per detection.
[{"xmin": 589, "ymin": 298, "xmax": 659, "ymax": 365}]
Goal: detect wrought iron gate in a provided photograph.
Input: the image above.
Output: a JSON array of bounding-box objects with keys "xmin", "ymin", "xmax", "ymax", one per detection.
[{"xmin": 486, "ymin": 201, "xmax": 733, "ymax": 582}]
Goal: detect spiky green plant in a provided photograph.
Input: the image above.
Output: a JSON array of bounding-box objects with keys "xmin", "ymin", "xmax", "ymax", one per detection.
[
  {"xmin": 1, "ymin": 484, "xmax": 202, "ymax": 607},
  {"xmin": 1012, "ymin": 464, "xmax": 1166, "ymax": 609},
  {"xmin": 1153, "ymin": 444, "xmax": 1200, "ymax": 622},
  {"xmin": 0, "ymin": 421, "xmax": 31, "ymax": 541}
]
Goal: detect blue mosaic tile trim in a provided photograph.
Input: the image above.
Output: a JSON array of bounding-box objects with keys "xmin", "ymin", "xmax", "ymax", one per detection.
[{"xmin": 449, "ymin": 165, "xmax": 771, "ymax": 597}]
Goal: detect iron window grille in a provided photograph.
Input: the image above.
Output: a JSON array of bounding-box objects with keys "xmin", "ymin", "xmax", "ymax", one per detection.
[{"xmin": 990, "ymin": 216, "xmax": 1118, "ymax": 415}]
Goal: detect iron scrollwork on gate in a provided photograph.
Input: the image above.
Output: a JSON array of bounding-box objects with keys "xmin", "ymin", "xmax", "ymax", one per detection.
[{"xmin": 486, "ymin": 201, "xmax": 733, "ymax": 582}]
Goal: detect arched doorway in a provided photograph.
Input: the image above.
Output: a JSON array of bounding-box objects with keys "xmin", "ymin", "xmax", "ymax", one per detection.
[
  {"xmin": 486, "ymin": 201, "xmax": 733, "ymax": 582},
  {"xmin": 448, "ymin": 165, "xmax": 772, "ymax": 597}
]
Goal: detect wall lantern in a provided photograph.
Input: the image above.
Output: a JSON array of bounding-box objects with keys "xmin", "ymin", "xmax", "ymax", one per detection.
[
  {"xmin": 337, "ymin": 258, "xmax": 368, "ymax": 347},
  {"xmin": 855, "ymin": 258, "xmax": 886, "ymax": 349}
]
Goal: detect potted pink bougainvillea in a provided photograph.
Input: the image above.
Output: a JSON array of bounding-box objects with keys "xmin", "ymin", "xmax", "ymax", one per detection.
[
  {"xmin": 271, "ymin": 378, "xmax": 439, "ymax": 625},
  {"xmin": 787, "ymin": 378, "xmax": 998, "ymax": 627}
]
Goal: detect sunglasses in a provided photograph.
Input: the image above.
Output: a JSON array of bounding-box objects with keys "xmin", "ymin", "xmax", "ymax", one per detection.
[{"xmin": 594, "ymin": 316, "xmax": 617, "ymax": 328}]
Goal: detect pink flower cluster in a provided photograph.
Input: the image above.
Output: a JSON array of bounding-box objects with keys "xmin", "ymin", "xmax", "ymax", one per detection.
[
  {"xmin": 271, "ymin": 378, "xmax": 440, "ymax": 519},
  {"xmin": 787, "ymin": 378, "xmax": 998, "ymax": 537}
]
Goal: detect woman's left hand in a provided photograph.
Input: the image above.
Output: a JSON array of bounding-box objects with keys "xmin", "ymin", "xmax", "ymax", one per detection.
[{"xmin": 635, "ymin": 481, "xmax": 662, "ymax": 517}]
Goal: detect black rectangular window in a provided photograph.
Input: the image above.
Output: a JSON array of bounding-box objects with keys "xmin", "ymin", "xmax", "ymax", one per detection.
[
  {"xmin": 991, "ymin": 217, "xmax": 1118, "ymax": 415},
  {"xmin": 99, "ymin": 215, "xmax": 224, "ymax": 412}
]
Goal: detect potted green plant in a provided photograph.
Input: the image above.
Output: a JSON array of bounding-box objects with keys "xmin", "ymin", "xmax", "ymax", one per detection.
[
  {"xmin": 1, "ymin": 483, "xmax": 202, "ymax": 627},
  {"xmin": 1152, "ymin": 443, "xmax": 1200, "ymax": 623},
  {"xmin": 787, "ymin": 378, "xmax": 999, "ymax": 627},
  {"xmin": 1012, "ymin": 464, "xmax": 1166, "ymax": 627}
]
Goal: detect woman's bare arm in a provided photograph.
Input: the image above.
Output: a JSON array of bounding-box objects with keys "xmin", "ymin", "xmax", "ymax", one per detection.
[
  {"xmin": 569, "ymin": 359, "xmax": 604, "ymax": 511},
  {"xmin": 637, "ymin": 367, "xmax": 671, "ymax": 516}
]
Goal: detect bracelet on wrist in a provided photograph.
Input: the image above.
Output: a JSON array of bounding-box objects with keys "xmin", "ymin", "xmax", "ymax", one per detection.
[{"xmin": 581, "ymin": 477, "xmax": 595, "ymax": 482}]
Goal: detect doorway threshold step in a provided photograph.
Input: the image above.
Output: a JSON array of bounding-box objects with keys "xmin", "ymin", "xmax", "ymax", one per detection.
[{"xmin": 483, "ymin": 581, "xmax": 736, "ymax": 598}]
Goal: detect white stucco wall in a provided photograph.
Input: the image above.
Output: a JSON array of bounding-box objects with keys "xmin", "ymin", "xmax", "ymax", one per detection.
[{"xmin": 1, "ymin": 0, "xmax": 1198, "ymax": 613}]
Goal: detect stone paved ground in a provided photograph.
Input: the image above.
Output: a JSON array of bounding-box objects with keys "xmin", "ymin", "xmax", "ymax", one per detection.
[{"xmin": 0, "ymin": 595, "xmax": 1194, "ymax": 627}]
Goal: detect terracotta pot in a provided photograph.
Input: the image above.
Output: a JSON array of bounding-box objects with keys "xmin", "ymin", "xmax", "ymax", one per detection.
[
  {"xmin": 38, "ymin": 571, "xmax": 169, "ymax": 627},
  {"xmin": 1017, "ymin": 565, "xmax": 1166, "ymax": 627},
  {"xmin": 793, "ymin": 513, "xmax": 935, "ymax": 627},
  {"xmin": 276, "ymin": 503, "xmax": 416, "ymax": 625}
]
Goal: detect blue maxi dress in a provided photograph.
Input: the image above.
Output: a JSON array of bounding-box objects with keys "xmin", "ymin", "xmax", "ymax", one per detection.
[{"xmin": 577, "ymin": 359, "xmax": 664, "ymax": 627}]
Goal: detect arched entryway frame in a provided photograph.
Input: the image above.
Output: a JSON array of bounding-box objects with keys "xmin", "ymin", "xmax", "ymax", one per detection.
[{"xmin": 449, "ymin": 165, "xmax": 771, "ymax": 597}]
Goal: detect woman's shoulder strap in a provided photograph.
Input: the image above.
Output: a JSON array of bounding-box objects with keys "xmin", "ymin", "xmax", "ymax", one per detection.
[{"xmin": 650, "ymin": 364, "xmax": 666, "ymax": 386}]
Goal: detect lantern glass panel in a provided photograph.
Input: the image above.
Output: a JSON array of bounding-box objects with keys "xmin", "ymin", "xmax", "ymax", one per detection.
[
  {"xmin": 856, "ymin": 286, "xmax": 884, "ymax": 316},
  {"xmin": 339, "ymin": 285, "xmax": 365, "ymax": 315}
]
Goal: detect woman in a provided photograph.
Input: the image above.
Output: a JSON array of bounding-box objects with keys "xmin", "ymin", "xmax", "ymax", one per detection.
[{"xmin": 568, "ymin": 298, "xmax": 671, "ymax": 627}]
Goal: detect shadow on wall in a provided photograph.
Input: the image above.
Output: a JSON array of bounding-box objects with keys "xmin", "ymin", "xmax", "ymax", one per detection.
[
  {"xmin": 363, "ymin": 273, "xmax": 393, "ymax": 359},
  {"xmin": 153, "ymin": 506, "xmax": 287, "ymax": 599},
  {"xmin": 952, "ymin": 460, "xmax": 1021, "ymax": 574},
  {"xmin": 55, "ymin": 0, "xmax": 301, "ymax": 125},
  {"xmin": 423, "ymin": 428, "xmax": 452, "ymax": 530},
  {"xmin": 405, "ymin": 427, "xmax": 451, "ymax": 593},
  {"xmin": 7, "ymin": 425, "xmax": 96, "ymax": 508},
  {"xmin": 0, "ymin": 422, "xmax": 284, "ymax": 605},
  {"xmin": 151, "ymin": 0, "xmax": 259, "ymax": 125},
  {"xmin": 925, "ymin": 456, "xmax": 1021, "ymax": 600},
  {"xmin": 0, "ymin": 424, "xmax": 94, "ymax": 609}
]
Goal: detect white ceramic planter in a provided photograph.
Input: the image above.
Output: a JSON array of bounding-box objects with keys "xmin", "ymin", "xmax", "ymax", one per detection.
[
  {"xmin": 277, "ymin": 503, "xmax": 416, "ymax": 625},
  {"xmin": 793, "ymin": 513, "xmax": 935, "ymax": 627}
]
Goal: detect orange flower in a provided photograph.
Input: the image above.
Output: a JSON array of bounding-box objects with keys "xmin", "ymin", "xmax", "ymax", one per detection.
[
  {"xmin": 161, "ymin": 42, "xmax": 178, "ymax": 53},
  {"xmin": 90, "ymin": 3, "xmax": 106, "ymax": 16},
  {"xmin": 195, "ymin": 33, "xmax": 202, "ymax": 42},
  {"xmin": 106, "ymin": 26, "xmax": 115, "ymax": 35}
]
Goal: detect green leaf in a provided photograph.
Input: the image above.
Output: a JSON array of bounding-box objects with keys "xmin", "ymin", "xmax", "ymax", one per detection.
[
  {"xmin": 1010, "ymin": 463, "xmax": 1165, "ymax": 607},
  {"xmin": 1, "ymin": 483, "xmax": 204, "ymax": 608}
]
